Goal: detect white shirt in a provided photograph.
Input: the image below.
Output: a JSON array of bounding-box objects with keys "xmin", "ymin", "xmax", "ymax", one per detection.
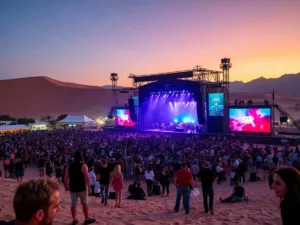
[
  {"xmin": 94, "ymin": 181, "xmax": 100, "ymax": 194},
  {"xmin": 144, "ymin": 170, "xmax": 155, "ymax": 180},
  {"xmin": 230, "ymin": 172, "xmax": 236, "ymax": 178},
  {"xmin": 232, "ymin": 159, "xmax": 240, "ymax": 167},
  {"xmin": 88, "ymin": 171, "xmax": 96, "ymax": 185},
  {"xmin": 190, "ymin": 165, "xmax": 199, "ymax": 175},
  {"xmin": 216, "ymin": 165, "xmax": 224, "ymax": 173}
]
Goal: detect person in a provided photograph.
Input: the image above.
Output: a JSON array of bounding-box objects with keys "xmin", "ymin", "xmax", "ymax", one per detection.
[
  {"xmin": 88, "ymin": 167, "xmax": 96, "ymax": 196},
  {"xmin": 0, "ymin": 179, "xmax": 60, "ymax": 225},
  {"xmin": 55, "ymin": 164, "xmax": 63, "ymax": 183},
  {"xmin": 128, "ymin": 182, "xmax": 146, "ymax": 200},
  {"xmin": 238, "ymin": 160, "xmax": 247, "ymax": 184},
  {"xmin": 45, "ymin": 161, "xmax": 54, "ymax": 178},
  {"xmin": 98, "ymin": 159, "xmax": 110, "ymax": 205},
  {"xmin": 160, "ymin": 166, "xmax": 171, "ymax": 197},
  {"xmin": 190, "ymin": 162, "xmax": 199, "ymax": 180},
  {"xmin": 15, "ymin": 158, "xmax": 25, "ymax": 182},
  {"xmin": 38, "ymin": 157, "xmax": 46, "ymax": 177},
  {"xmin": 144, "ymin": 166, "xmax": 155, "ymax": 196},
  {"xmin": 64, "ymin": 151, "xmax": 95, "ymax": 225},
  {"xmin": 174, "ymin": 163, "xmax": 194, "ymax": 215},
  {"xmin": 152, "ymin": 181, "xmax": 161, "ymax": 196},
  {"xmin": 135, "ymin": 183, "xmax": 146, "ymax": 200},
  {"xmin": 272, "ymin": 167, "xmax": 300, "ymax": 225},
  {"xmin": 219, "ymin": 182, "xmax": 248, "ymax": 203},
  {"xmin": 197, "ymin": 161, "xmax": 217, "ymax": 214},
  {"xmin": 93, "ymin": 175, "xmax": 101, "ymax": 197},
  {"xmin": 135, "ymin": 164, "xmax": 142, "ymax": 182},
  {"xmin": 110, "ymin": 164, "xmax": 124, "ymax": 207},
  {"xmin": 128, "ymin": 181, "xmax": 137, "ymax": 196},
  {"xmin": 230, "ymin": 170, "xmax": 236, "ymax": 185},
  {"xmin": 3, "ymin": 157, "xmax": 10, "ymax": 178},
  {"xmin": 215, "ymin": 161, "xmax": 225, "ymax": 184},
  {"xmin": 263, "ymin": 159, "xmax": 269, "ymax": 181}
]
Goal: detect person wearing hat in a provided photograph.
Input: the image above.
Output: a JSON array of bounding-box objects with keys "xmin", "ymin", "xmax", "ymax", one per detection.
[{"xmin": 197, "ymin": 161, "xmax": 217, "ymax": 214}]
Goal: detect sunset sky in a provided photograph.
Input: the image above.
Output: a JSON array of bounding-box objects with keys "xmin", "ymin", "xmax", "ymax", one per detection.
[{"xmin": 0, "ymin": 0, "xmax": 299, "ymax": 86}]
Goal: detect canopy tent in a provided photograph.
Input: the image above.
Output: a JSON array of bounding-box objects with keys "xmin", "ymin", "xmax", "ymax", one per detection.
[
  {"xmin": 30, "ymin": 122, "xmax": 49, "ymax": 130},
  {"xmin": 0, "ymin": 125, "xmax": 29, "ymax": 133},
  {"xmin": 57, "ymin": 115, "xmax": 96, "ymax": 127}
]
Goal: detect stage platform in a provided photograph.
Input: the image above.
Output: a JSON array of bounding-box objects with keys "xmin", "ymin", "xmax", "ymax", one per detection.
[
  {"xmin": 102, "ymin": 126, "xmax": 199, "ymax": 134},
  {"xmin": 143, "ymin": 129, "xmax": 199, "ymax": 134},
  {"xmin": 102, "ymin": 127, "xmax": 300, "ymax": 146}
]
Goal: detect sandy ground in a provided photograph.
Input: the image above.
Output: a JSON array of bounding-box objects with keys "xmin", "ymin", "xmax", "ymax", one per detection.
[{"xmin": 0, "ymin": 166, "xmax": 281, "ymax": 225}]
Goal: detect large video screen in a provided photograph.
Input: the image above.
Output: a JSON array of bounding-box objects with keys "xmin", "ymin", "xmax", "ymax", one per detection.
[
  {"xmin": 229, "ymin": 108, "xmax": 271, "ymax": 133},
  {"xmin": 116, "ymin": 109, "xmax": 136, "ymax": 127},
  {"xmin": 141, "ymin": 91, "xmax": 199, "ymax": 127},
  {"xmin": 208, "ymin": 93, "xmax": 224, "ymax": 116}
]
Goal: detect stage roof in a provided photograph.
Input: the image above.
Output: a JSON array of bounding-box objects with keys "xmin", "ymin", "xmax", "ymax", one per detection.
[{"xmin": 132, "ymin": 70, "xmax": 193, "ymax": 83}]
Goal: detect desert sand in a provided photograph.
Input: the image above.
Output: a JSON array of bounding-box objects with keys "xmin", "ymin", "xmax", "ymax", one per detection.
[{"xmin": 0, "ymin": 166, "xmax": 281, "ymax": 225}]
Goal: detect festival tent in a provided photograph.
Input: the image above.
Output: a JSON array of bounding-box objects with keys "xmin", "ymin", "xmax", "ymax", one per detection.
[
  {"xmin": 29, "ymin": 122, "xmax": 49, "ymax": 130},
  {"xmin": 56, "ymin": 115, "xmax": 96, "ymax": 127},
  {"xmin": 0, "ymin": 125, "xmax": 29, "ymax": 133}
]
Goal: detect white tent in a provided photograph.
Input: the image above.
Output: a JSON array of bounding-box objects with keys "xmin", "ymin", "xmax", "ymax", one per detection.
[
  {"xmin": 0, "ymin": 125, "xmax": 29, "ymax": 132},
  {"xmin": 30, "ymin": 122, "xmax": 49, "ymax": 130},
  {"xmin": 57, "ymin": 115, "xmax": 96, "ymax": 127}
]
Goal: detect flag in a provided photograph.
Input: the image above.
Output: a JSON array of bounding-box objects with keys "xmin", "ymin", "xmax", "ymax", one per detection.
[{"xmin": 272, "ymin": 89, "xmax": 275, "ymax": 102}]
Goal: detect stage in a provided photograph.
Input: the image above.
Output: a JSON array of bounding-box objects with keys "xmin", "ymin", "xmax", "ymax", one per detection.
[{"xmin": 143, "ymin": 129, "xmax": 199, "ymax": 134}]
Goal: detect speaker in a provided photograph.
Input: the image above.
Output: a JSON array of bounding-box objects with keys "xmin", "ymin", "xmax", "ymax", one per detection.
[
  {"xmin": 195, "ymin": 93, "xmax": 205, "ymax": 124},
  {"xmin": 280, "ymin": 116, "xmax": 288, "ymax": 123},
  {"xmin": 128, "ymin": 98, "xmax": 137, "ymax": 122}
]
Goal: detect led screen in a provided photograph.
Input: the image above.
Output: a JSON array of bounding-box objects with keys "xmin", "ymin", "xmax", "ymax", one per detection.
[
  {"xmin": 116, "ymin": 109, "xmax": 136, "ymax": 127},
  {"xmin": 140, "ymin": 91, "xmax": 198, "ymax": 129},
  {"xmin": 229, "ymin": 108, "xmax": 271, "ymax": 133},
  {"xmin": 208, "ymin": 93, "xmax": 224, "ymax": 116}
]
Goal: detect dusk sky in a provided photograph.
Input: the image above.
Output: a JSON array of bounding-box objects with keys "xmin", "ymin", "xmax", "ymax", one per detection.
[{"xmin": 0, "ymin": 0, "xmax": 299, "ymax": 86}]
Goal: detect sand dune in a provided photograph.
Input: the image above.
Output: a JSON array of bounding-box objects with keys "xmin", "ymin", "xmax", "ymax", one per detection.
[
  {"xmin": 0, "ymin": 76, "xmax": 299, "ymax": 121},
  {"xmin": 0, "ymin": 166, "xmax": 281, "ymax": 225}
]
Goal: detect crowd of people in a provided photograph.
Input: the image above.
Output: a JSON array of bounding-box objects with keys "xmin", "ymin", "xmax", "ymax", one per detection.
[{"xmin": 0, "ymin": 129, "xmax": 300, "ymax": 224}]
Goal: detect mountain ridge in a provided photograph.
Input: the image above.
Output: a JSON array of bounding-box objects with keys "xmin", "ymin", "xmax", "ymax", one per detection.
[
  {"xmin": 230, "ymin": 73, "xmax": 300, "ymax": 94},
  {"xmin": 0, "ymin": 73, "xmax": 299, "ymax": 119},
  {"xmin": 2, "ymin": 73, "xmax": 299, "ymax": 93}
]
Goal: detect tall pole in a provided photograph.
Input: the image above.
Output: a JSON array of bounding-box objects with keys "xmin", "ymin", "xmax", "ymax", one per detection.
[
  {"xmin": 110, "ymin": 73, "xmax": 118, "ymax": 108},
  {"xmin": 220, "ymin": 58, "xmax": 232, "ymax": 134}
]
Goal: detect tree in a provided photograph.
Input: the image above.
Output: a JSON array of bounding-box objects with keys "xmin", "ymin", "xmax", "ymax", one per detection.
[
  {"xmin": 17, "ymin": 118, "xmax": 35, "ymax": 125},
  {"xmin": 0, "ymin": 115, "xmax": 16, "ymax": 121},
  {"xmin": 49, "ymin": 120, "xmax": 56, "ymax": 126},
  {"xmin": 45, "ymin": 115, "xmax": 52, "ymax": 122},
  {"xmin": 40, "ymin": 115, "xmax": 53, "ymax": 122},
  {"xmin": 56, "ymin": 114, "xmax": 68, "ymax": 122}
]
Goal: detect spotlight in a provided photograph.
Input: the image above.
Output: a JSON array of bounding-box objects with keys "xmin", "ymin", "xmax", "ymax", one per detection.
[
  {"xmin": 183, "ymin": 118, "xmax": 189, "ymax": 123},
  {"xmin": 191, "ymin": 120, "xmax": 195, "ymax": 123},
  {"xmin": 174, "ymin": 118, "xmax": 178, "ymax": 123}
]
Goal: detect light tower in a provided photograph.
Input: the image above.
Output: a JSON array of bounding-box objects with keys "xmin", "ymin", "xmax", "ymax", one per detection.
[
  {"xmin": 220, "ymin": 58, "xmax": 231, "ymax": 86},
  {"xmin": 220, "ymin": 58, "xmax": 232, "ymax": 102},
  {"xmin": 110, "ymin": 73, "xmax": 118, "ymax": 107}
]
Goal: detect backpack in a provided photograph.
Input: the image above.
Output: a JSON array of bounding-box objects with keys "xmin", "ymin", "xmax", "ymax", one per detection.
[{"xmin": 152, "ymin": 185, "xmax": 161, "ymax": 195}]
